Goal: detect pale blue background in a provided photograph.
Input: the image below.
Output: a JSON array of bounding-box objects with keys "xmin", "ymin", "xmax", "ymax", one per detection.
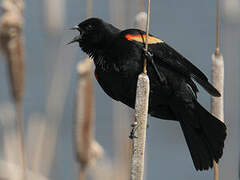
[{"xmin": 0, "ymin": 0, "xmax": 239, "ymax": 179}]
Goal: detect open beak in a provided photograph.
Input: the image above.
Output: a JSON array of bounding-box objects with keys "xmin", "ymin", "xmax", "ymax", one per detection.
[
  {"xmin": 67, "ymin": 25, "xmax": 83, "ymax": 45},
  {"xmin": 67, "ymin": 35, "xmax": 81, "ymax": 45},
  {"xmin": 69, "ymin": 25, "xmax": 80, "ymax": 31}
]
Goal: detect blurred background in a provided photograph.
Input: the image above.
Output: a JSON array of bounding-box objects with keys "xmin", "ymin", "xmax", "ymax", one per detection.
[{"xmin": 0, "ymin": 0, "xmax": 239, "ymax": 179}]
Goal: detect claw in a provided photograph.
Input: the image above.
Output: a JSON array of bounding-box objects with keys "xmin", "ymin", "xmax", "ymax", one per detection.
[{"xmin": 143, "ymin": 48, "xmax": 167, "ymax": 84}]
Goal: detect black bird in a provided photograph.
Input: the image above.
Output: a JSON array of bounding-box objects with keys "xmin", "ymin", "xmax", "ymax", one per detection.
[{"xmin": 68, "ymin": 17, "xmax": 226, "ymax": 171}]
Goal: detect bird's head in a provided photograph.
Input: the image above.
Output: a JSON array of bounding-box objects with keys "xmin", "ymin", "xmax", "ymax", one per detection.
[
  {"xmin": 68, "ymin": 18, "xmax": 108, "ymax": 48},
  {"xmin": 68, "ymin": 18, "xmax": 120, "ymax": 57}
]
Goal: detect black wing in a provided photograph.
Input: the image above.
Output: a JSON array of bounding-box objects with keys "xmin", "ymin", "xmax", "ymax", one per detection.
[
  {"xmin": 150, "ymin": 42, "xmax": 220, "ymax": 97},
  {"xmin": 121, "ymin": 29, "xmax": 220, "ymax": 97}
]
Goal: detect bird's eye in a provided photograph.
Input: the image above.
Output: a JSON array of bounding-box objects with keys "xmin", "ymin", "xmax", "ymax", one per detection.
[{"xmin": 86, "ymin": 24, "xmax": 94, "ymax": 30}]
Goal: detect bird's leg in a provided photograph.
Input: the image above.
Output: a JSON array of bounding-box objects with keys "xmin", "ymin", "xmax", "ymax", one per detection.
[
  {"xmin": 143, "ymin": 49, "xmax": 167, "ymax": 85},
  {"xmin": 129, "ymin": 119, "xmax": 150, "ymax": 139},
  {"xmin": 147, "ymin": 123, "xmax": 150, "ymax": 128},
  {"xmin": 129, "ymin": 121, "xmax": 139, "ymax": 139}
]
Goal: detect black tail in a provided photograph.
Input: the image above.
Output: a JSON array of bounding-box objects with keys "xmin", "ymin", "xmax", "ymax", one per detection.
[{"xmin": 171, "ymin": 101, "xmax": 226, "ymax": 170}]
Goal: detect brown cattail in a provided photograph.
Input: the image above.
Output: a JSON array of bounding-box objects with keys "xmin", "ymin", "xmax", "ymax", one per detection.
[
  {"xmin": 0, "ymin": 1, "xmax": 26, "ymax": 179},
  {"xmin": 0, "ymin": 0, "xmax": 25, "ymax": 102},
  {"xmin": 75, "ymin": 58, "xmax": 103, "ymax": 180}
]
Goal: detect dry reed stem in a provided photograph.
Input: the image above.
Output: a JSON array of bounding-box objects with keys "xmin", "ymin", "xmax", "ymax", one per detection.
[
  {"xmin": 134, "ymin": 12, "xmax": 147, "ymax": 31},
  {"xmin": 0, "ymin": 103, "xmax": 28, "ymax": 180},
  {"xmin": 223, "ymin": 0, "xmax": 240, "ymax": 23},
  {"xmin": 143, "ymin": 0, "xmax": 151, "ymax": 74},
  {"xmin": 86, "ymin": 0, "xmax": 93, "ymax": 18},
  {"xmin": 139, "ymin": 0, "xmax": 145, "ymax": 12},
  {"xmin": 75, "ymin": 59, "xmax": 103, "ymax": 180},
  {"xmin": 16, "ymin": 100, "xmax": 26, "ymax": 180},
  {"xmin": 109, "ymin": 0, "xmax": 126, "ymax": 29},
  {"xmin": 79, "ymin": 165, "xmax": 87, "ymax": 180},
  {"xmin": 130, "ymin": 73, "xmax": 150, "ymax": 180},
  {"xmin": 212, "ymin": 0, "xmax": 224, "ymax": 178},
  {"xmin": 26, "ymin": 114, "xmax": 46, "ymax": 173},
  {"xmin": 1, "ymin": 103, "xmax": 19, "ymax": 179},
  {"xmin": 43, "ymin": 0, "xmax": 65, "ymax": 34}
]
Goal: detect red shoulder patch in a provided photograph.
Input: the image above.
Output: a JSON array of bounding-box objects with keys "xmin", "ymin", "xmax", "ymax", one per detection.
[
  {"xmin": 94, "ymin": 69, "xmax": 98, "ymax": 80},
  {"xmin": 125, "ymin": 34, "xmax": 163, "ymax": 44}
]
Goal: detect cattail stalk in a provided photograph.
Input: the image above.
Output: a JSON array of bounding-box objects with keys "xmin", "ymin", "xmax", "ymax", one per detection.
[
  {"xmin": 43, "ymin": 0, "xmax": 65, "ymax": 34},
  {"xmin": 139, "ymin": 0, "xmax": 145, "ymax": 12},
  {"xmin": 0, "ymin": 0, "xmax": 26, "ymax": 179},
  {"xmin": 16, "ymin": 100, "xmax": 26, "ymax": 180},
  {"xmin": 143, "ymin": 0, "xmax": 150, "ymax": 74},
  {"xmin": 0, "ymin": 0, "xmax": 25, "ymax": 101},
  {"xmin": 211, "ymin": 0, "xmax": 224, "ymax": 179},
  {"xmin": 131, "ymin": 1, "xmax": 151, "ymax": 179},
  {"xmin": 74, "ymin": 1, "xmax": 104, "ymax": 180},
  {"xmin": 75, "ymin": 59, "xmax": 103, "ymax": 180},
  {"xmin": 130, "ymin": 73, "xmax": 149, "ymax": 180},
  {"xmin": 76, "ymin": 59, "xmax": 94, "ymax": 180},
  {"xmin": 26, "ymin": 114, "xmax": 46, "ymax": 173}
]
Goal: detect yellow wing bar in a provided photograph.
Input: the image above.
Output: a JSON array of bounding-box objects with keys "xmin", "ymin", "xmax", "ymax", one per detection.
[{"xmin": 125, "ymin": 34, "xmax": 164, "ymax": 44}]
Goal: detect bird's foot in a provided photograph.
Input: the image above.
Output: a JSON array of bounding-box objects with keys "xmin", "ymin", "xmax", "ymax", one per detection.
[
  {"xmin": 147, "ymin": 123, "xmax": 150, "ymax": 128},
  {"xmin": 142, "ymin": 48, "xmax": 167, "ymax": 85},
  {"xmin": 129, "ymin": 121, "xmax": 138, "ymax": 139},
  {"xmin": 143, "ymin": 48, "xmax": 153, "ymax": 61}
]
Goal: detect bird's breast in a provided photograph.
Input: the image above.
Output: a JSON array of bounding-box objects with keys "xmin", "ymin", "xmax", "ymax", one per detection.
[
  {"xmin": 94, "ymin": 67, "xmax": 138, "ymax": 108},
  {"xmin": 94, "ymin": 68, "xmax": 125, "ymax": 101}
]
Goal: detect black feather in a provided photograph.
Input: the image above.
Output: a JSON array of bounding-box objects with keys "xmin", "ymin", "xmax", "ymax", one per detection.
[
  {"xmin": 170, "ymin": 101, "xmax": 226, "ymax": 170},
  {"xmin": 70, "ymin": 17, "xmax": 227, "ymax": 171}
]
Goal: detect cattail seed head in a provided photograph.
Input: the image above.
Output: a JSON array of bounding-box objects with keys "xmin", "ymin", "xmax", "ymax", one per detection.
[{"xmin": 0, "ymin": 0, "xmax": 25, "ymax": 102}]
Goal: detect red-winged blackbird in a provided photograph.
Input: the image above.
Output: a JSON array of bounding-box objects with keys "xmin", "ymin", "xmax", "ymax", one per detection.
[{"xmin": 69, "ymin": 18, "xmax": 226, "ymax": 171}]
